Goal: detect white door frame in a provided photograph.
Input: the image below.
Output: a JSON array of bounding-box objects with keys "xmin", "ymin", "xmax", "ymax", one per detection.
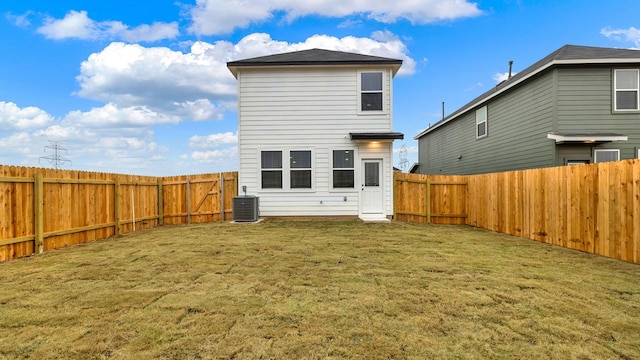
[{"xmin": 359, "ymin": 158, "xmax": 385, "ymax": 218}]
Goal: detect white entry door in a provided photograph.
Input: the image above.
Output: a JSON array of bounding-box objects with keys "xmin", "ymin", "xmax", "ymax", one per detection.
[{"xmin": 360, "ymin": 159, "xmax": 384, "ymax": 216}]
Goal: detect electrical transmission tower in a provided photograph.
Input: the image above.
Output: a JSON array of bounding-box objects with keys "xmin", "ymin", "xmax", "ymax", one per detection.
[
  {"xmin": 39, "ymin": 141, "xmax": 71, "ymax": 169},
  {"xmin": 398, "ymin": 144, "xmax": 409, "ymax": 172}
]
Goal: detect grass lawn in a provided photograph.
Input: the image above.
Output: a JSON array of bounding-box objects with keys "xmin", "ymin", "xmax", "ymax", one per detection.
[{"xmin": 1, "ymin": 219, "xmax": 639, "ymax": 359}]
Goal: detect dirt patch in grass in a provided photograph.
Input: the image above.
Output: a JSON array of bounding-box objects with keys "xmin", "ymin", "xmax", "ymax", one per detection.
[{"xmin": 1, "ymin": 219, "xmax": 639, "ymax": 359}]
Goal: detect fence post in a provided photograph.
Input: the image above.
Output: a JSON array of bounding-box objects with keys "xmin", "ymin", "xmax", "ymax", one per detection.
[
  {"xmin": 186, "ymin": 176, "xmax": 191, "ymax": 225},
  {"xmin": 220, "ymin": 172, "xmax": 224, "ymax": 221},
  {"xmin": 114, "ymin": 178, "xmax": 120, "ymax": 236},
  {"xmin": 33, "ymin": 173, "xmax": 44, "ymax": 254},
  {"xmin": 426, "ymin": 180, "xmax": 431, "ymax": 224},
  {"xmin": 393, "ymin": 175, "xmax": 397, "ymax": 220},
  {"xmin": 157, "ymin": 178, "xmax": 163, "ymax": 226}
]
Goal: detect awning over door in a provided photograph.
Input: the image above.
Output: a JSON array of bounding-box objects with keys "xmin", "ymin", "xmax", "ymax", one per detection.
[
  {"xmin": 547, "ymin": 132, "xmax": 628, "ymax": 144},
  {"xmin": 350, "ymin": 132, "xmax": 404, "ymax": 143}
]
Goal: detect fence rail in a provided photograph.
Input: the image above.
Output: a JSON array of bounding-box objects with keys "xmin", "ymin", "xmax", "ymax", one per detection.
[
  {"xmin": 0, "ymin": 166, "xmax": 237, "ymax": 262},
  {"xmin": 394, "ymin": 160, "xmax": 640, "ymax": 265}
]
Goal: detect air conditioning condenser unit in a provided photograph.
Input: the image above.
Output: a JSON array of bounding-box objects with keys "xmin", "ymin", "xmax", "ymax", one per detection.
[{"xmin": 232, "ymin": 196, "xmax": 259, "ymax": 222}]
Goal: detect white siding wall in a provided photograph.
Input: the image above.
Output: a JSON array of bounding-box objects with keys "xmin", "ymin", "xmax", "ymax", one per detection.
[{"xmin": 237, "ymin": 67, "xmax": 395, "ymax": 217}]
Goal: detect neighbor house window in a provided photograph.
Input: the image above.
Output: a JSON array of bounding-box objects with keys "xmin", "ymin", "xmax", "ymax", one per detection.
[
  {"xmin": 360, "ymin": 72, "xmax": 383, "ymax": 111},
  {"xmin": 333, "ymin": 150, "xmax": 354, "ymax": 188},
  {"xmin": 476, "ymin": 106, "xmax": 487, "ymax": 138},
  {"xmin": 594, "ymin": 149, "xmax": 620, "ymax": 163},
  {"xmin": 290, "ymin": 150, "xmax": 312, "ymax": 188},
  {"xmin": 614, "ymin": 69, "xmax": 639, "ymax": 111},
  {"xmin": 261, "ymin": 151, "xmax": 282, "ymax": 189}
]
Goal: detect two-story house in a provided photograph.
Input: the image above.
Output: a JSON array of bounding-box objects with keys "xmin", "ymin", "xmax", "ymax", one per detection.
[
  {"xmin": 414, "ymin": 44, "xmax": 640, "ymax": 175},
  {"xmin": 227, "ymin": 49, "xmax": 403, "ymax": 221}
]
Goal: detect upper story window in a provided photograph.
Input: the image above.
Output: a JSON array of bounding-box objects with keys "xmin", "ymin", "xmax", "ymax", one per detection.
[
  {"xmin": 614, "ymin": 69, "xmax": 639, "ymax": 111},
  {"xmin": 476, "ymin": 106, "xmax": 488, "ymax": 139},
  {"xmin": 360, "ymin": 72, "xmax": 383, "ymax": 111}
]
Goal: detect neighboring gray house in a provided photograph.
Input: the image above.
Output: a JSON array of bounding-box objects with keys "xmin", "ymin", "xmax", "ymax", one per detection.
[
  {"xmin": 227, "ymin": 49, "xmax": 404, "ymax": 221},
  {"xmin": 414, "ymin": 44, "xmax": 640, "ymax": 175}
]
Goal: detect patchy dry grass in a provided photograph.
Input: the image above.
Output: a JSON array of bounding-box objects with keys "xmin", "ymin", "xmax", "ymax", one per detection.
[{"xmin": 1, "ymin": 219, "xmax": 639, "ymax": 359}]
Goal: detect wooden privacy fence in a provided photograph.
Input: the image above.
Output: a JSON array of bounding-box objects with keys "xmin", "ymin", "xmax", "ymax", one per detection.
[
  {"xmin": 394, "ymin": 173, "xmax": 468, "ymax": 225},
  {"xmin": 394, "ymin": 159, "xmax": 640, "ymax": 265},
  {"xmin": 0, "ymin": 166, "xmax": 237, "ymax": 262}
]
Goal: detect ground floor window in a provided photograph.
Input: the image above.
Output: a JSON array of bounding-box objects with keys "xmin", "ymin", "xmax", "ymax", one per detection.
[
  {"xmin": 261, "ymin": 149, "xmax": 313, "ymax": 189},
  {"xmin": 261, "ymin": 151, "xmax": 282, "ymax": 189},
  {"xmin": 567, "ymin": 160, "xmax": 589, "ymax": 166},
  {"xmin": 333, "ymin": 150, "xmax": 354, "ymax": 188},
  {"xmin": 594, "ymin": 149, "xmax": 620, "ymax": 163},
  {"xmin": 290, "ymin": 150, "xmax": 312, "ymax": 188}
]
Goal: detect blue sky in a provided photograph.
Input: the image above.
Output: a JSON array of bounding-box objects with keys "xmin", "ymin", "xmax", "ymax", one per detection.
[{"xmin": 1, "ymin": 0, "xmax": 640, "ymax": 175}]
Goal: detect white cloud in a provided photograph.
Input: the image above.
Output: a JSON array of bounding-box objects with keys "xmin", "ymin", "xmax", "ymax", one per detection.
[
  {"xmin": 75, "ymin": 32, "xmax": 415, "ymax": 116},
  {"xmin": 0, "ymin": 101, "xmax": 54, "ymax": 131},
  {"xmin": 187, "ymin": 0, "xmax": 483, "ymax": 35},
  {"xmin": 75, "ymin": 41, "xmax": 237, "ymax": 113},
  {"xmin": 191, "ymin": 146, "xmax": 238, "ymax": 162},
  {"xmin": 231, "ymin": 32, "xmax": 417, "ymax": 75},
  {"xmin": 62, "ymin": 103, "xmax": 181, "ymax": 128},
  {"xmin": 601, "ymin": 26, "xmax": 640, "ymax": 48},
  {"xmin": 2, "ymin": 32, "xmax": 415, "ymax": 174},
  {"xmin": 37, "ymin": 10, "xmax": 178, "ymax": 42},
  {"xmin": 175, "ymin": 99, "xmax": 223, "ymax": 121},
  {"xmin": 189, "ymin": 132, "xmax": 238, "ymax": 148},
  {"xmin": 6, "ymin": 11, "xmax": 32, "ymax": 27},
  {"xmin": 493, "ymin": 71, "xmax": 517, "ymax": 83}
]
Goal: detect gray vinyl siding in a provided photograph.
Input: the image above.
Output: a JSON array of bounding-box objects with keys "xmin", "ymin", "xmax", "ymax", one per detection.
[
  {"xmin": 556, "ymin": 66, "xmax": 640, "ymax": 160},
  {"xmin": 419, "ymin": 65, "xmax": 640, "ymax": 174},
  {"xmin": 419, "ymin": 71, "xmax": 556, "ymax": 175}
]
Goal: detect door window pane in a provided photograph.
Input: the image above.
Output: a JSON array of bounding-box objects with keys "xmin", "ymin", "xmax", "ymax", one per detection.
[{"xmin": 364, "ymin": 162, "xmax": 379, "ymax": 186}]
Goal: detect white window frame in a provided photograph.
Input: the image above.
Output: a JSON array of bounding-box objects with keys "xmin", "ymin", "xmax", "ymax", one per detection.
[
  {"xmin": 331, "ymin": 148, "xmax": 356, "ymax": 190},
  {"xmin": 614, "ymin": 69, "xmax": 640, "ymax": 111},
  {"xmin": 357, "ymin": 70, "xmax": 387, "ymax": 114},
  {"xmin": 637, "ymin": 148, "xmax": 640, "ymax": 158},
  {"xmin": 259, "ymin": 149, "xmax": 315, "ymax": 191},
  {"xmin": 475, "ymin": 106, "xmax": 488, "ymax": 139},
  {"xmin": 594, "ymin": 149, "xmax": 620, "ymax": 163},
  {"xmin": 260, "ymin": 150, "xmax": 283, "ymax": 189},
  {"xmin": 289, "ymin": 150, "xmax": 313, "ymax": 189}
]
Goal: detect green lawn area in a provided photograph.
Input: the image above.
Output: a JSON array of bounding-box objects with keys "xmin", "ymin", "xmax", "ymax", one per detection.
[{"xmin": 1, "ymin": 219, "xmax": 639, "ymax": 359}]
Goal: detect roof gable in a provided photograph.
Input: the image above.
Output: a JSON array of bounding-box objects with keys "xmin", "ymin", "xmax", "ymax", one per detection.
[
  {"xmin": 227, "ymin": 48, "xmax": 403, "ymax": 77},
  {"xmin": 415, "ymin": 45, "xmax": 640, "ymax": 139}
]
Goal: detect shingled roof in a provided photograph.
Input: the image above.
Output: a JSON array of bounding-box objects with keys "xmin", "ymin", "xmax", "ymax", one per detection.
[
  {"xmin": 415, "ymin": 44, "xmax": 640, "ymax": 139},
  {"xmin": 227, "ymin": 48, "xmax": 403, "ymax": 77}
]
